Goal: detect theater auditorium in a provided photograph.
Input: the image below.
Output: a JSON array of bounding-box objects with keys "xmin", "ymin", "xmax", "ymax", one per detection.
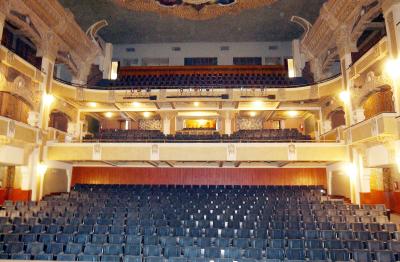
[{"xmin": 0, "ymin": 0, "xmax": 400, "ymax": 261}]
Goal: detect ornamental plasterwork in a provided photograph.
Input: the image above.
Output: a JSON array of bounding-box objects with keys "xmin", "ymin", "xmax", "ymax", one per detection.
[
  {"xmin": 114, "ymin": 0, "xmax": 277, "ymax": 20},
  {"xmin": 5, "ymin": 0, "xmax": 100, "ymax": 83},
  {"xmin": 0, "ymin": 72, "xmax": 41, "ymax": 111},
  {"xmin": 302, "ymin": 0, "xmax": 379, "ymax": 60},
  {"xmin": 351, "ymin": 71, "xmax": 391, "ymax": 109}
]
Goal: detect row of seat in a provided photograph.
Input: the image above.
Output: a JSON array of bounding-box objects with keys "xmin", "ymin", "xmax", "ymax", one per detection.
[
  {"xmin": 85, "ymin": 129, "xmax": 311, "ymax": 143},
  {"xmin": 0, "ymin": 185, "xmax": 395, "ymax": 261},
  {"xmin": 96, "ymin": 74, "xmax": 308, "ymax": 89}
]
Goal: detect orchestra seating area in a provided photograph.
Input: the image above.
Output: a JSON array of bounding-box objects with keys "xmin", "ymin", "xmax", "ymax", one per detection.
[
  {"xmin": 0, "ymin": 185, "xmax": 397, "ymax": 261},
  {"xmin": 96, "ymin": 74, "xmax": 308, "ymax": 89},
  {"xmin": 85, "ymin": 129, "xmax": 311, "ymax": 143}
]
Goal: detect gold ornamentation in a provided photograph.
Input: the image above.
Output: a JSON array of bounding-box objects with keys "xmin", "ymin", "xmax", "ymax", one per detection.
[{"xmin": 114, "ymin": 0, "xmax": 276, "ymax": 20}]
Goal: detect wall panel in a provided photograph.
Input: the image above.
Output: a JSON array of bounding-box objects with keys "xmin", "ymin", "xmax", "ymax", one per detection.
[{"xmin": 72, "ymin": 167, "xmax": 327, "ymax": 187}]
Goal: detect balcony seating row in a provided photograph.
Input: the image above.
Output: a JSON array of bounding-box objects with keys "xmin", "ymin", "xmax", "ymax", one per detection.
[
  {"xmin": 96, "ymin": 74, "xmax": 308, "ymax": 89},
  {"xmin": 84, "ymin": 129, "xmax": 311, "ymax": 143}
]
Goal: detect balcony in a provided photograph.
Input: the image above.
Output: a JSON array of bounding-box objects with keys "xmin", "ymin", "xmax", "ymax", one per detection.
[
  {"xmin": 46, "ymin": 142, "xmax": 348, "ymax": 163},
  {"xmin": 344, "ymin": 113, "xmax": 399, "ymax": 145},
  {"xmin": 0, "ymin": 116, "xmax": 41, "ymax": 146},
  {"xmin": 0, "ymin": 45, "xmax": 44, "ymax": 83}
]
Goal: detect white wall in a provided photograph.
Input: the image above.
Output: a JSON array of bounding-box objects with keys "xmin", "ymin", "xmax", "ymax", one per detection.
[{"xmin": 113, "ymin": 42, "xmax": 292, "ymax": 66}]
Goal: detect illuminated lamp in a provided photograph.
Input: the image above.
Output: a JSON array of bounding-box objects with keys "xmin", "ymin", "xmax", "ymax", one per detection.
[
  {"xmin": 339, "ymin": 91, "xmax": 350, "ymax": 103},
  {"xmin": 104, "ymin": 112, "xmax": 113, "ymax": 118},
  {"xmin": 43, "ymin": 94, "xmax": 55, "ymax": 105}
]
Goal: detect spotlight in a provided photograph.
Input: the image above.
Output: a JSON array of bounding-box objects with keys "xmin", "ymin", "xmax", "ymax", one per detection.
[
  {"xmin": 37, "ymin": 163, "xmax": 48, "ymax": 176},
  {"xmin": 252, "ymin": 101, "xmax": 263, "ymax": 107},
  {"xmin": 287, "ymin": 111, "xmax": 299, "ymax": 117},
  {"xmin": 104, "ymin": 112, "xmax": 113, "ymax": 118},
  {"xmin": 43, "ymin": 94, "xmax": 54, "ymax": 105},
  {"xmin": 132, "ymin": 102, "xmax": 141, "ymax": 107},
  {"xmin": 249, "ymin": 111, "xmax": 257, "ymax": 117},
  {"xmin": 339, "ymin": 91, "xmax": 350, "ymax": 103},
  {"xmin": 385, "ymin": 58, "xmax": 400, "ymax": 80},
  {"xmin": 143, "ymin": 112, "xmax": 151, "ymax": 118},
  {"xmin": 194, "ymin": 102, "xmax": 200, "ymax": 107},
  {"xmin": 87, "ymin": 102, "xmax": 97, "ymax": 108}
]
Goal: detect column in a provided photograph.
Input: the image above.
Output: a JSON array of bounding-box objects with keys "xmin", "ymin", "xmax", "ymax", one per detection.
[
  {"xmin": 353, "ymin": 108, "xmax": 365, "ymax": 123},
  {"xmin": 327, "ymin": 170, "xmax": 333, "ymax": 195},
  {"xmin": 323, "ymin": 120, "xmax": 332, "ymax": 134},
  {"xmin": 221, "ymin": 111, "xmax": 234, "ymax": 135},
  {"xmin": 336, "ymin": 25, "xmax": 357, "ymax": 126},
  {"xmin": 0, "ymin": 12, "xmax": 5, "ymax": 44},
  {"xmin": 292, "ymin": 39, "xmax": 304, "ymax": 77},
  {"xmin": 0, "ymin": 0, "xmax": 10, "ymax": 43},
  {"xmin": 382, "ymin": 0, "xmax": 400, "ymax": 113},
  {"xmin": 348, "ymin": 148, "xmax": 364, "ymax": 204},
  {"xmin": 309, "ymin": 57, "xmax": 324, "ymax": 82},
  {"xmin": 28, "ymin": 34, "xmax": 58, "ymax": 201},
  {"xmin": 160, "ymin": 112, "xmax": 176, "ymax": 135}
]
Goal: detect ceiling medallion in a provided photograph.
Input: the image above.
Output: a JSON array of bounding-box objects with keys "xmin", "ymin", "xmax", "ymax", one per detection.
[{"xmin": 114, "ymin": 0, "xmax": 277, "ymax": 20}]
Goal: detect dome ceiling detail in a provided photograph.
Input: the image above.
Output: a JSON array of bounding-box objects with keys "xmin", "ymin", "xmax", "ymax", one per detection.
[
  {"xmin": 59, "ymin": 0, "xmax": 326, "ymax": 44},
  {"xmin": 114, "ymin": 0, "xmax": 277, "ymax": 20}
]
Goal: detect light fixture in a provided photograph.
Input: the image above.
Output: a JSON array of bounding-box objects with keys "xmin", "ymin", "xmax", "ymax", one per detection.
[
  {"xmin": 132, "ymin": 102, "xmax": 141, "ymax": 107},
  {"xmin": 287, "ymin": 111, "xmax": 299, "ymax": 117},
  {"xmin": 143, "ymin": 112, "xmax": 151, "ymax": 118},
  {"xmin": 252, "ymin": 101, "xmax": 263, "ymax": 107},
  {"xmin": 385, "ymin": 58, "xmax": 400, "ymax": 80},
  {"xmin": 345, "ymin": 163, "xmax": 357, "ymax": 179},
  {"xmin": 87, "ymin": 102, "xmax": 97, "ymax": 108},
  {"xmin": 104, "ymin": 112, "xmax": 113, "ymax": 118},
  {"xmin": 339, "ymin": 91, "xmax": 350, "ymax": 103},
  {"xmin": 249, "ymin": 111, "xmax": 257, "ymax": 117},
  {"xmin": 43, "ymin": 94, "xmax": 54, "ymax": 105},
  {"xmin": 125, "ymin": 120, "xmax": 129, "ymax": 130},
  {"xmin": 194, "ymin": 102, "xmax": 200, "ymax": 107},
  {"xmin": 37, "ymin": 163, "xmax": 48, "ymax": 176}
]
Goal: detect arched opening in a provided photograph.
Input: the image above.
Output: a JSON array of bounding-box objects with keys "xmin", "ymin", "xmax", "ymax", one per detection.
[
  {"xmin": 0, "ymin": 92, "xmax": 31, "ymax": 124},
  {"xmin": 363, "ymin": 88, "xmax": 395, "ymax": 119},
  {"xmin": 1, "ymin": 21, "xmax": 42, "ymax": 69},
  {"xmin": 330, "ymin": 109, "xmax": 346, "ymax": 129},
  {"xmin": 49, "ymin": 111, "xmax": 70, "ymax": 132}
]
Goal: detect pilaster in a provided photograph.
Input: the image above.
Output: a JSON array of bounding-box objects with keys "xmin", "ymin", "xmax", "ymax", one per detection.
[
  {"xmin": 0, "ymin": 0, "xmax": 10, "ymax": 43},
  {"xmin": 382, "ymin": 0, "xmax": 400, "ymax": 113}
]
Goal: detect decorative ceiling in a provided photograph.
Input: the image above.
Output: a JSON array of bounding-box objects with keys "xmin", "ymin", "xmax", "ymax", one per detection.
[
  {"xmin": 114, "ymin": 0, "xmax": 277, "ymax": 20},
  {"xmin": 59, "ymin": 0, "xmax": 326, "ymax": 44}
]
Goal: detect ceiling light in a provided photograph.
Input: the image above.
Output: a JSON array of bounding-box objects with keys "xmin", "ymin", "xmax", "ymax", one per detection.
[
  {"xmin": 287, "ymin": 111, "xmax": 299, "ymax": 117},
  {"xmin": 104, "ymin": 112, "xmax": 113, "ymax": 118},
  {"xmin": 252, "ymin": 101, "xmax": 263, "ymax": 107},
  {"xmin": 385, "ymin": 58, "xmax": 400, "ymax": 80},
  {"xmin": 249, "ymin": 111, "xmax": 257, "ymax": 117},
  {"xmin": 132, "ymin": 102, "xmax": 141, "ymax": 107},
  {"xmin": 339, "ymin": 91, "xmax": 350, "ymax": 103},
  {"xmin": 143, "ymin": 112, "xmax": 151, "ymax": 118},
  {"xmin": 43, "ymin": 94, "xmax": 54, "ymax": 105},
  {"xmin": 87, "ymin": 102, "xmax": 97, "ymax": 108},
  {"xmin": 194, "ymin": 102, "xmax": 200, "ymax": 107}
]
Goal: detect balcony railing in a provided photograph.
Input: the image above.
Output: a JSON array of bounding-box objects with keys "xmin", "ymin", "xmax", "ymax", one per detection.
[{"xmin": 344, "ymin": 113, "xmax": 399, "ymax": 145}]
